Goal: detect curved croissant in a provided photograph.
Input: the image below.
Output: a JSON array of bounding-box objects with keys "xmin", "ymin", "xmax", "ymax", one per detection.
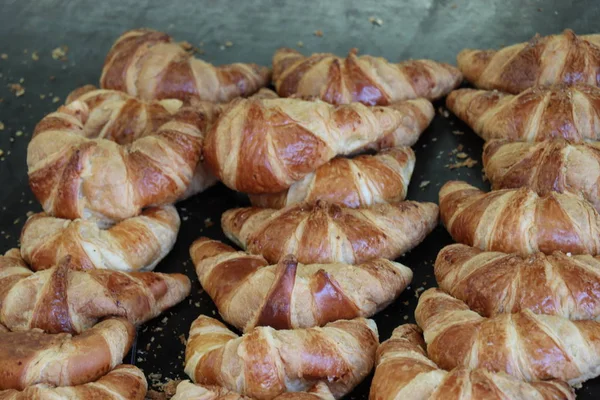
[
  {"xmin": 446, "ymin": 85, "xmax": 600, "ymax": 141},
  {"xmin": 172, "ymin": 381, "xmax": 334, "ymax": 400},
  {"xmin": 190, "ymin": 238, "xmax": 412, "ymax": 331},
  {"xmin": 0, "ymin": 318, "xmax": 134, "ymax": 390},
  {"xmin": 203, "ymin": 96, "xmax": 429, "ymax": 193},
  {"xmin": 222, "ymin": 200, "xmax": 438, "ymax": 264},
  {"xmin": 0, "ymin": 364, "xmax": 147, "ymax": 399},
  {"xmin": 273, "ymin": 48, "xmax": 462, "ymax": 105},
  {"xmin": 101, "ymin": 28, "xmax": 271, "ymax": 103},
  {"xmin": 370, "ymin": 323, "xmax": 575, "ymax": 400},
  {"xmin": 0, "ymin": 251, "xmax": 191, "ymax": 333},
  {"xmin": 415, "ymin": 288, "xmax": 600, "ymax": 385},
  {"xmin": 439, "ymin": 181, "xmax": 600, "ymax": 255},
  {"xmin": 249, "ymin": 147, "xmax": 415, "ymax": 209},
  {"xmin": 20, "ymin": 205, "xmax": 179, "ymax": 272},
  {"xmin": 457, "ymin": 30, "xmax": 600, "ymax": 93},
  {"xmin": 184, "ymin": 315, "xmax": 378, "ymax": 399},
  {"xmin": 483, "ymin": 139, "xmax": 600, "ymax": 211}
]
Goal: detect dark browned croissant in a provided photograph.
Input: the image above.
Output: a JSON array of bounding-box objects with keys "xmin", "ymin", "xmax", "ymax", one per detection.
[{"xmin": 172, "ymin": 381, "xmax": 334, "ymax": 400}]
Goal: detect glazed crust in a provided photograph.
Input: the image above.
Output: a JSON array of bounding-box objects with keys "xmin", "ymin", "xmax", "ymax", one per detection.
[{"xmin": 172, "ymin": 381, "xmax": 334, "ymax": 400}]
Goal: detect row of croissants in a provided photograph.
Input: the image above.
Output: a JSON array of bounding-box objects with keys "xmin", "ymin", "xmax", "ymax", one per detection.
[{"xmin": 3, "ymin": 27, "xmax": 600, "ymax": 399}]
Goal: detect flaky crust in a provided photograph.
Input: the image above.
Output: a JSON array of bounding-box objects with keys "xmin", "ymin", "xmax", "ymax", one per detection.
[
  {"xmin": 415, "ymin": 288, "xmax": 600, "ymax": 386},
  {"xmin": 101, "ymin": 29, "xmax": 271, "ymax": 103},
  {"xmin": 457, "ymin": 30, "xmax": 600, "ymax": 93},
  {"xmin": 248, "ymin": 147, "xmax": 415, "ymax": 209},
  {"xmin": 221, "ymin": 200, "xmax": 439, "ymax": 264},
  {"xmin": 172, "ymin": 381, "xmax": 334, "ymax": 400},
  {"xmin": 439, "ymin": 180, "xmax": 600, "ymax": 255},
  {"xmin": 184, "ymin": 315, "xmax": 378, "ymax": 399},
  {"xmin": 0, "ymin": 318, "xmax": 134, "ymax": 390},
  {"xmin": 189, "ymin": 238, "xmax": 412, "ymax": 331},
  {"xmin": 273, "ymin": 48, "xmax": 462, "ymax": 105},
  {"xmin": 370, "ymin": 323, "xmax": 574, "ymax": 400},
  {"xmin": 446, "ymin": 85, "xmax": 600, "ymax": 141}
]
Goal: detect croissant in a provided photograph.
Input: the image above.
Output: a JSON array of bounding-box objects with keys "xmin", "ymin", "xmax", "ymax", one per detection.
[
  {"xmin": 0, "ymin": 318, "xmax": 134, "ymax": 390},
  {"xmin": 100, "ymin": 28, "xmax": 271, "ymax": 103},
  {"xmin": 20, "ymin": 205, "xmax": 179, "ymax": 272},
  {"xmin": 446, "ymin": 85, "xmax": 600, "ymax": 141},
  {"xmin": 203, "ymin": 96, "xmax": 430, "ymax": 193},
  {"xmin": 0, "ymin": 252, "xmax": 191, "ymax": 333},
  {"xmin": 190, "ymin": 237, "xmax": 412, "ymax": 331},
  {"xmin": 0, "ymin": 364, "xmax": 147, "ymax": 400},
  {"xmin": 457, "ymin": 30, "xmax": 600, "ymax": 93},
  {"xmin": 370, "ymin": 323, "xmax": 575, "ymax": 400},
  {"xmin": 248, "ymin": 147, "xmax": 415, "ymax": 209},
  {"xmin": 172, "ymin": 381, "xmax": 334, "ymax": 400},
  {"xmin": 272, "ymin": 48, "xmax": 462, "ymax": 105},
  {"xmin": 483, "ymin": 139, "xmax": 600, "ymax": 211},
  {"xmin": 439, "ymin": 180, "xmax": 600, "ymax": 255},
  {"xmin": 184, "ymin": 315, "xmax": 378, "ymax": 399},
  {"xmin": 415, "ymin": 288, "xmax": 600, "ymax": 385},
  {"xmin": 222, "ymin": 200, "xmax": 438, "ymax": 264}
]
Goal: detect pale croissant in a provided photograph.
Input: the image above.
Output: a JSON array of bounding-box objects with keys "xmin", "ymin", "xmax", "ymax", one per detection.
[
  {"xmin": 203, "ymin": 96, "xmax": 431, "ymax": 193},
  {"xmin": 483, "ymin": 139, "xmax": 600, "ymax": 211},
  {"xmin": 222, "ymin": 200, "xmax": 438, "ymax": 264},
  {"xmin": 0, "ymin": 251, "xmax": 190, "ymax": 333},
  {"xmin": 190, "ymin": 238, "xmax": 412, "ymax": 331},
  {"xmin": 20, "ymin": 205, "xmax": 179, "ymax": 272},
  {"xmin": 172, "ymin": 381, "xmax": 334, "ymax": 400},
  {"xmin": 370, "ymin": 323, "xmax": 575, "ymax": 400},
  {"xmin": 0, "ymin": 364, "xmax": 147, "ymax": 400},
  {"xmin": 0, "ymin": 318, "xmax": 134, "ymax": 390},
  {"xmin": 457, "ymin": 30, "xmax": 600, "ymax": 93},
  {"xmin": 446, "ymin": 85, "xmax": 600, "ymax": 141},
  {"xmin": 184, "ymin": 315, "xmax": 378, "ymax": 399},
  {"xmin": 415, "ymin": 288, "xmax": 600, "ymax": 385},
  {"xmin": 101, "ymin": 28, "xmax": 271, "ymax": 103},
  {"xmin": 273, "ymin": 48, "xmax": 462, "ymax": 105},
  {"xmin": 439, "ymin": 180, "xmax": 600, "ymax": 255},
  {"xmin": 249, "ymin": 147, "xmax": 415, "ymax": 209}
]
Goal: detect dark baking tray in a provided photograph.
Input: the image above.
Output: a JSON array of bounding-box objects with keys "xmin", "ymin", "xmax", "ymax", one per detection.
[{"xmin": 0, "ymin": 0, "xmax": 598, "ymax": 398}]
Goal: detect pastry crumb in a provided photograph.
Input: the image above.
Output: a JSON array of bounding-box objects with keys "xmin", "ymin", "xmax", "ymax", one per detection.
[
  {"xmin": 51, "ymin": 45, "xmax": 68, "ymax": 61},
  {"xmin": 456, "ymin": 152, "xmax": 468, "ymax": 159},
  {"xmin": 9, "ymin": 83, "xmax": 25, "ymax": 97},
  {"xmin": 0, "ymin": 122, "xmax": 4, "ymax": 130},
  {"xmin": 52, "ymin": 96, "xmax": 60, "ymax": 103},
  {"xmin": 452, "ymin": 130, "xmax": 464, "ymax": 135},
  {"xmin": 437, "ymin": 107, "xmax": 450, "ymax": 118},
  {"xmin": 419, "ymin": 180, "xmax": 430, "ymax": 189},
  {"xmin": 179, "ymin": 334, "xmax": 187, "ymax": 346},
  {"xmin": 0, "ymin": 53, "xmax": 7, "ymax": 59},
  {"xmin": 297, "ymin": 41, "xmax": 304, "ymax": 47},
  {"xmin": 314, "ymin": 29, "xmax": 323, "ymax": 37},
  {"xmin": 15, "ymin": 130, "xmax": 23, "ymax": 137},
  {"xmin": 224, "ymin": 41, "xmax": 233, "ymax": 47},
  {"xmin": 31, "ymin": 51, "xmax": 39, "ymax": 61},
  {"xmin": 446, "ymin": 157, "xmax": 478, "ymax": 170},
  {"xmin": 368, "ymin": 16, "xmax": 383, "ymax": 26},
  {"xmin": 204, "ymin": 218, "xmax": 213, "ymax": 227}
]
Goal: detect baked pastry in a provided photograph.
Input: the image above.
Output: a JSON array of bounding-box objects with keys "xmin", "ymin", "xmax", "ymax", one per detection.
[
  {"xmin": 100, "ymin": 28, "xmax": 271, "ymax": 103},
  {"xmin": 483, "ymin": 139, "xmax": 600, "ymax": 211},
  {"xmin": 439, "ymin": 180, "xmax": 600, "ymax": 255},
  {"xmin": 203, "ymin": 96, "xmax": 431, "ymax": 193},
  {"xmin": 273, "ymin": 48, "xmax": 462, "ymax": 105},
  {"xmin": 222, "ymin": 200, "xmax": 438, "ymax": 264},
  {"xmin": 184, "ymin": 315, "xmax": 378, "ymax": 399},
  {"xmin": 172, "ymin": 381, "xmax": 334, "ymax": 400},
  {"xmin": 0, "ymin": 364, "xmax": 147, "ymax": 399},
  {"xmin": 248, "ymin": 147, "xmax": 415, "ymax": 209},
  {"xmin": 0, "ymin": 318, "xmax": 134, "ymax": 390},
  {"xmin": 435, "ymin": 243, "xmax": 600, "ymax": 320},
  {"xmin": 370, "ymin": 323, "xmax": 574, "ymax": 400},
  {"xmin": 446, "ymin": 85, "xmax": 600, "ymax": 141},
  {"xmin": 189, "ymin": 237, "xmax": 412, "ymax": 331},
  {"xmin": 0, "ymin": 252, "xmax": 191, "ymax": 333},
  {"xmin": 457, "ymin": 30, "xmax": 600, "ymax": 93},
  {"xmin": 20, "ymin": 205, "xmax": 179, "ymax": 272}
]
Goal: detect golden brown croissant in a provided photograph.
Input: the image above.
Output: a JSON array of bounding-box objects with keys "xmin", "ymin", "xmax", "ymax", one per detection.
[
  {"xmin": 457, "ymin": 30, "xmax": 600, "ymax": 93},
  {"xmin": 273, "ymin": 48, "xmax": 462, "ymax": 105},
  {"xmin": 483, "ymin": 139, "xmax": 600, "ymax": 211},
  {"xmin": 446, "ymin": 85, "xmax": 600, "ymax": 141},
  {"xmin": 100, "ymin": 29, "xmax": 271, "ymax": 103},
  {"xmin": 184, "ymin": 315, "xmax": 378, "ymax": 399},
  {"xmin": 0, "ymin": 252, "xmax": 190, "ymax": 333},
  {"xmin": 172, "ymin": 381, "xmax": 334, "ymax": 400},
  {"xmin": 248, "ymin": 147, "xmax": 415, "ymax": 209},
  {"xmin": 0, "ymin": 364, "xmax": 147, "ymax": 399},
  {"xmin": 435, "ymin": 243, "xmax": 600, "ymax": 320},
  {"xmin": 20, "ymin": 205, "xmax": 179, "ymax": 272},
  {"xmin": 222, "ymin": 200, "xmax": 438, "ymax": 264},
  {"xmin": 203, "ymin": 96, "xmax": 429, "ymax": 193},
  {"xmin": 415, "ymin": 288, "xmax": 600, "ymax": 385},
  {"xmin": 0, "ymin": 318, "xmax": 134, "ymax": 390},
  {"xmin": 189, "ymin": 237, "xmax": 412, "ymax": 331},
  {"xmin": 370, "ymin": 323, "xmax": 575, "ymax": 400},
  {"xmin": 439, "ymin": 180, "xmax": 600, "ymax": 255}
]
